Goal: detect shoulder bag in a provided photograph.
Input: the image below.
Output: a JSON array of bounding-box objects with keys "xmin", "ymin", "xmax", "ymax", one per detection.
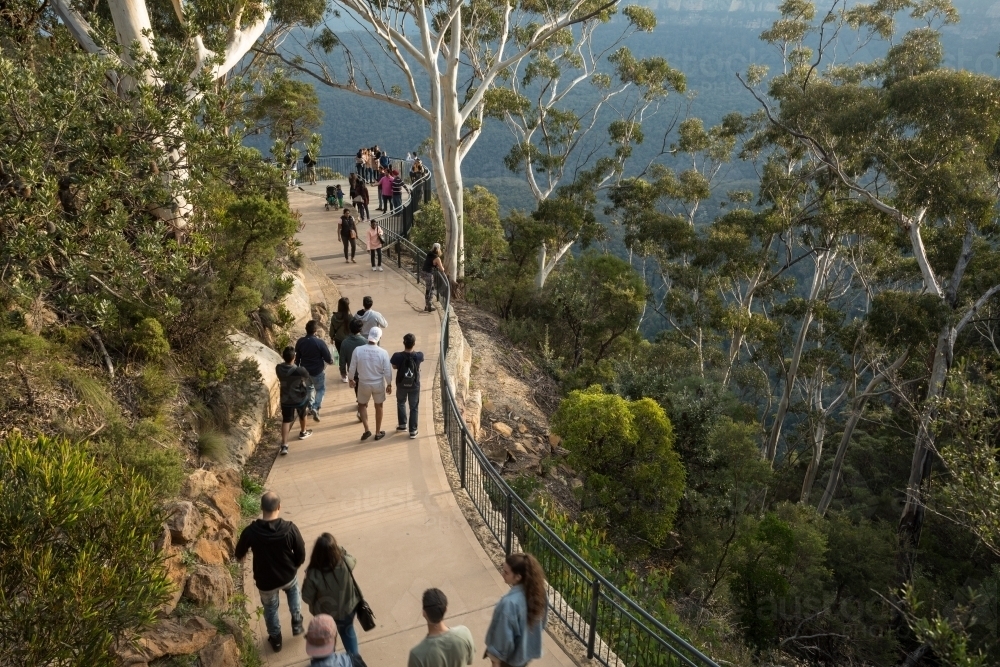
[{"xmin": 350, "ymin": 569, "xmax": 376, "ymax": 631}]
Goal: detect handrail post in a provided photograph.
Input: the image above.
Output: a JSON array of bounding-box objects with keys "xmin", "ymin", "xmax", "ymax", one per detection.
[
  {"xmin": 587, "ymin": 579, "xmax": 600, "ymax": 659},
  {"xmin": 459, "ymin": 430, "xmax": 467, "ymax": 488},
  {"xmin": 504, "ymin": 493, "xmax": 514, "ymax": 556}
]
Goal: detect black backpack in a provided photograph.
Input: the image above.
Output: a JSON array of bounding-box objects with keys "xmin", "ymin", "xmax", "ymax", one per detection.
[
  {"xmin": 398, "ymin": 353, "xmax": 418, "ymax": 389},
  {"xmin": 288, "ymin": 372, "xmax": 312, "ymax": 406}
]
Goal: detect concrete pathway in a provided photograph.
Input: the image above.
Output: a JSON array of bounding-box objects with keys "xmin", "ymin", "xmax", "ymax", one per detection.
[{"xmin": 245, "ymin": 189, "xmax": 575, "ymax": 667}]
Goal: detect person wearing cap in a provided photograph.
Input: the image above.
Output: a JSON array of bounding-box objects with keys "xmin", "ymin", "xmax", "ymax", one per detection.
[
  {"xmin": 421, "ymin": 244, "xmax": 446, "ymax": 312},
  {"xmin": 304, "ymin": 615, "xmax": 356, "ymax": 667},
  {"xmin": 408, "ymin": 588, "xmax": 475, "ymax": 667},
  {"xmin": 348, "ymin": 325, "xmax": 393, "ymax": 440}
]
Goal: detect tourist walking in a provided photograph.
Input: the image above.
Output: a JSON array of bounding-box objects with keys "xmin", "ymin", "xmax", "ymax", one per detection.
[
  {"xmin": 351, "ymin": 174, "xmax": 370, "ymax": 220},
  {"xmin": 234, "ymin": 491, "xmax": 306, "ymax": 653},
  {"xmin": 390, "ymin": 333, "xmax": 424, "ymax": 438},
  {"xmin": 339, "ymin": 209, "xmax": 358, "ymax": 263},
  {"xmin": 367, "ymin": 219, "xmax": 384, "ymax": 271},
  {"xmin": 276, "ymin": 346, "xmax": 313, "ymax": 454},
  {"xmin": 302, "ymin": 533, "xmax": 363, "ymax": 656},
  {"xmin": 407, "ymin": 588, "xmax": 475, "ymax": 667},
  {"xmin": 378, "ymin": 169, "xmax": 393, "ymax": 212},
  {"xmin": 357, "ymin": 295, "xmax": 388, "ymax": 337},
  {"xmin": 329, "ymin": 298, "xmax": 353, "ymax": 382},
  {"xmin": 422, "ymin": 243, "xmax": 446, "ymax": 312},
  {"xmin": 340, "ymin": 317, "xmax": 367, "ymax": 400},
  {"xmin": 484, "ymin": 554, "xmax": 548, "ymax": 667},
  {"xmin": 355, "ymin": 148, "xmax": 365, "ymax": 178},
  {"xmin": 304, "ymin": 150, "xmax": 318, "ymax": 185},
  {"xmin": 348, "ymin": 326, "xmax": 392, "ymax": 441},
  {"xmin": 304, "ymin": 615, "xmax": 355, "ymax": 667},
  {"xmin": 295, "ymin": 320, "xmax": 334, "ymax": 421}
]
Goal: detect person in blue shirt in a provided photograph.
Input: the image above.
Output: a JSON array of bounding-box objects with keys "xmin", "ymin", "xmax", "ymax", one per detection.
[
  {"xmin": 294, "ymin": 320, "xmax": 334, "ymax": 422},
  {"xmin": 484, "ymin": 553, "xmax": 548, "ymax": 667},
  {"xmin": 390, "ymin": 333, "xmax": 425, "ymax": 438}
]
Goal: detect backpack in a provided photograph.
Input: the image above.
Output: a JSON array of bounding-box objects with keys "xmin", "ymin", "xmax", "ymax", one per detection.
[
  {"xmin": 398, "ymin": 353, "xmax": 417, "ymax": 389},
  {"xmin": 288, "ymin": 372, "xmax": 313, "ymax": 406}
]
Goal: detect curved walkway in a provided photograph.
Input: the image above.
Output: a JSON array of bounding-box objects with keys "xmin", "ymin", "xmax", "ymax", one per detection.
[{"xmin": 246, "ymin": 189, "xmax": 574, "ymax": 667}]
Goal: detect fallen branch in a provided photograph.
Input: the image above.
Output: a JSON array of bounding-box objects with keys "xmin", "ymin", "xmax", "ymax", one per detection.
[{"xmin": 89, "ymin": 330, "xmax": 115, "ymax": 378}]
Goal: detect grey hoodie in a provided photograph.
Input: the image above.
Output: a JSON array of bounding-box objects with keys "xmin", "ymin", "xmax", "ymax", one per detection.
[{"xmin": 357, "ymin": 308, "xmax": 388, "ymax": 336}]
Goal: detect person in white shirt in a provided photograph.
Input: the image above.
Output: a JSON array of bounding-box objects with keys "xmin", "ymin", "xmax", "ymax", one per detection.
[
  {"xmin": 357, "ymin": 295, "xmax": 388, "ymax": 338},
  {"xmin": 348, "ymin": 326, "xmax": 393, "ymax": 441}
]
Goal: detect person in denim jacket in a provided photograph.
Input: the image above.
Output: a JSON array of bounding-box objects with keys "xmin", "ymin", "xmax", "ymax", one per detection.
[{"xmin": 484, "ymin": 554, "xmax": 548, "ymax": 667}]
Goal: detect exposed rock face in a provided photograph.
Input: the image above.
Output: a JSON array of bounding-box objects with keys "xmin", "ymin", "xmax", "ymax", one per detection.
[
  {"xmin": 493, "ymin": 422, "xmax": 513, "ymax": 438},
  {"xmin": 199, "ymin": 634, "xmax": 240, "ymax": 667},
  {"xmin": 183, "ymin": 564, "xmax": 235, "ymax": 608},
  {"xmin": 160, "ymin": 548, "xmax": 188, "ymax": 616},
  {"xmin": 166, "ymin": 501, "xmax": 203, "ymax": 545},
  {"xmin": 182, "ymin": 469, "xmax": 220, "ymax": 499},
  {"xmin": 117, "ymin": 616, "xmax": 218, "ymax": 665},
  {"xmin": 465, "ymin": 390, "xmax": 482, "ymax": 439},
  {"xmin": 193, "ymin": 538, "xmax": 229, "ymax": 565}
]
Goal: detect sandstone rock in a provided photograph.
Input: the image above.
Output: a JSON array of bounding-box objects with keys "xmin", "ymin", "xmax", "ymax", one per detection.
[
  {"xmin": 119, "ymin": 616, "xmax": 218, "ymax": 663},
  {"xmin": 514, "ymin": 443, "xmax": 528, "ymax": 454},
  {"xmin": 216, "ymin": 467, "xmax": 242, "ymax": 489},
  {"xmin": 220, "ymin": 616, "xmax": 245, "ymax": 645},
  {"xmin": 553, "ymin": 445, "xmax": 570, "ymax": 458},
  {"xmin": 182, "ymin": 469, "xmax": 220, "ymax": 499},
  {"xmin": 548, "ymin": 433, "xmax": 562, "ymax": 447},
  {"xmin": 199, "ymin": 634, "xmax": 240, "ymax": 667},
  {"xmin": 493, "ymin": 422, "xmax": 513, "ymax": 438},
  {"xmin": 154, "ymin": 523, "xmax": 171, "ymax": 553},
  {"xmin": 466, "ymin": 390, "xmax": 482, "ymax": 439},
  {"xmin": 483, "ymin": 397, "xmax": 495, "ymax": 412},
  {"xmin": 166, "ymin": 501, "xmax": 203, "ymax": 545},
  {"xmin": 570, "ymin": 478, "xmax": 584, "ymax": 490},
  {"xmin": 517, "ymin": 423, "xmax": 528, "ymax": 434},
  {"xmin": 205, "ymin": 483, "xmax": 241, "ymax": 525},
  {"xmin": 193, "ymin": 538, "xmax": 229, "ymax": 565},
  {"xmin": 183, "ymin": 564, "xmax": 234, "ymax": 608},
  {"xmin": 160, "ymin": 549, "xmax": 188, "ymax": 616}
]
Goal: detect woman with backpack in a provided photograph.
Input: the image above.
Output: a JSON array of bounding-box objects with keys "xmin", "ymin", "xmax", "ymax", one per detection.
[
  {"xmin": 484, "ymin": 553, "xmax": 548, "ymax": 667},
  {"xmin": 301, "ymin": 533, "xmax": 362, "ymax": 657},
  {"xmin": 329, "ymin": 298, "xmax": 353, "ymax": 382},
  {"xmin": 338, "ymin": 209, "xmax": 358, "ymax": 263}
]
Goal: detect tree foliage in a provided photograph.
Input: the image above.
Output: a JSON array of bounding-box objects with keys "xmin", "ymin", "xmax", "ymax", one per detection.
[{"xmin": 551, "ymin": 385, "xmax": 684, "ymax": 549}]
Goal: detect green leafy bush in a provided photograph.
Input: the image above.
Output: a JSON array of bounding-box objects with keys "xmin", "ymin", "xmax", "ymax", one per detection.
[
  {"xmin": 131, "ymin": 318, "xmax": 171, "ymax": 362},
  {"xmin": 0, "ymin": 433, "xmax": 170, "ymax": 665},
  {"xmin": 551, "ymin": 385, "xmax": 685, "ymax": 550}
]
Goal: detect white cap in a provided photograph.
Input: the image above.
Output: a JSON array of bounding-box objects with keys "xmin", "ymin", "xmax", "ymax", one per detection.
[
  {"xmin": 432, "ymin": 243, "xmax": 441, "ymax": 250},
  {"xmin": 368, "ymin": 326, "xmax": 382, "ymax": 342}
]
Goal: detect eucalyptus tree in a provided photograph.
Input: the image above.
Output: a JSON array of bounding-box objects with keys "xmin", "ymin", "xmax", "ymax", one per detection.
[
  {"xmin": 267, "ymin": 0, "xmax": 634, "ymax": 281},
  {"xmin": 488, "ymin": 6, "xmax": 686, "ymax": 288},
  {"xmin": 742, "ymin": 0, "xmax": 1000, "ymax": 551},
  {"xmin": 46, "ymin": 0, "xmax": 322, "ymax": 233}
]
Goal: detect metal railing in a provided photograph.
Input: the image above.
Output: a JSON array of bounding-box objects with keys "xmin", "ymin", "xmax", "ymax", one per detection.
[{"xmin": 373, "ymin": 222, "xmax": 720, "ymax": 667}]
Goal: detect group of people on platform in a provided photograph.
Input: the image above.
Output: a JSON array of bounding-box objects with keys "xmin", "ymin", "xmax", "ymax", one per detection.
[
  {"xmin": 237, "ymin": 245, "xmax": 547, "ymax": 667},
  {"xmin": 236, "ymin": 490, "xmax": 549, "ymax": 667}
]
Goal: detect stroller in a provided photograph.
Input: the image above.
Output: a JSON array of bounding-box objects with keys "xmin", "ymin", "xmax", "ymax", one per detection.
[{"xmin": 325, "ymin": 185, "xmax": 338, "ymax": 211}]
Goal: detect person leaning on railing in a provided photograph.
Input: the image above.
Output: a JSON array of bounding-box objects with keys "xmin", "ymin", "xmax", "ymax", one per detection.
[{"xmin": 421, "ymin": 243, "xmax": 445, "ymax": 312}]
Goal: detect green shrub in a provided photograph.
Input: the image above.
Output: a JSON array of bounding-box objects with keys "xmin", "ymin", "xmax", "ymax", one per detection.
[
  {"xmin": 90, "ymin": 419, "xmax": 184, "ymax": 499},
  {"xmin": 137, "ymin": 364, "xmax": 179, "ymax": 418},
  {"xmin": 131, "ymin": 317, "xmax": 171, "ymax": 362},
  {"xmin": 551, "ymin": 385, "xmax": 685, "ymax": 550},
  {"xmin": 0, "ymin": 433, "xmax": 170, "ymax": 665}
]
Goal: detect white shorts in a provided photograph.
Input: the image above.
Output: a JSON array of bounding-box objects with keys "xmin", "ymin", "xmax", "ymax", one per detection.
[{"xmin": 357, "ymin": 383, "xmax": 386, "ymax": 405}]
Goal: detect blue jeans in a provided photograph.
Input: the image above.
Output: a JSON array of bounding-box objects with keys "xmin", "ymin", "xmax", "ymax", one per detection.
[
  {"xmin": 259, "ymin": 577, "xmax": 302, "ymax": 638},
  {"xmin": 336, "ymin": 611, "xmax": 360, "ymax": 656},
  {"xmin": 311, "ymin": 371, "xmax": 326, "ymax": 413},
  {"xmin": 392, "ymin": 193, "xmax": 402, "ymax": 209},
  {"xmin": 396, "ymin": 386, "xmax": 419, "ymax": 433}
]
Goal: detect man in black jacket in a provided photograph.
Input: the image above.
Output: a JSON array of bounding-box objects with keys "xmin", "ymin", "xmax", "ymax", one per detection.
[
  {"xmin": 295, "ymin": 320, "xmax": 334, "ymax": 422},
  {"xmin": 235, "ymin": 491, "xmax": 306, "ymax": 652}
]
